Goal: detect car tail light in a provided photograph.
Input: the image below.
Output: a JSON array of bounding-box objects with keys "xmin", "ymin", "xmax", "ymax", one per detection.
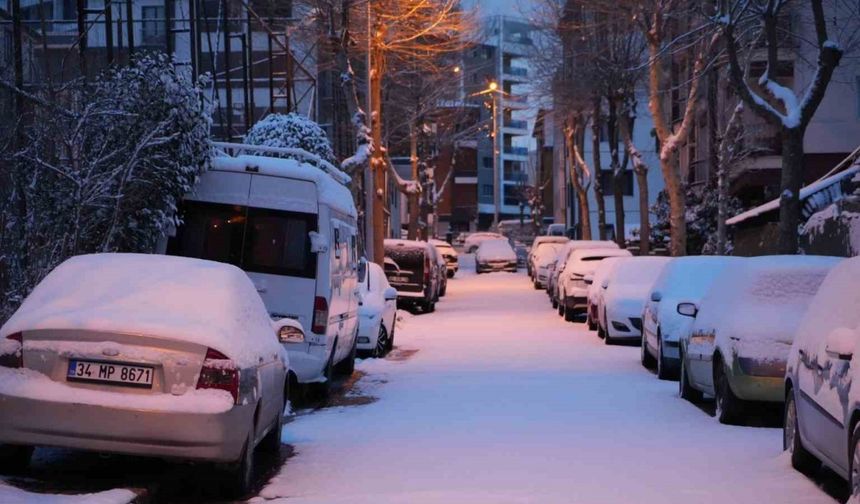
[
  {"xmin": 1, "ymin": 332, "xmax": 23, "ymax": 368},
  {"xmin": 196, "ymin": 347, "xmax": 239, "ymax": 404},
  {"xmin": 312, "ymin": 296, "xmax": 328, "ymax": 334}
]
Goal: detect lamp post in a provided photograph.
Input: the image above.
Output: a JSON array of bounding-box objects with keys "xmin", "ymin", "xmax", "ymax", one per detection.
[{"xmin": 473, "ymin": 81, "xmax": 503, "ymax": 230}]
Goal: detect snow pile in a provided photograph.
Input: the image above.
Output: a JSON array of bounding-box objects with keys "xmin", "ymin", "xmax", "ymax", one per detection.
[
  {"xmin": 213, "ymin": 154, "xmax": 356, "ymax": 218},
  {"xmin": 1, "ymin": 254, "xmax": 285, "ymax": 368},
  {"xmin": 475, "ymin": 239, "xmax": 517, "ymax": 262},
  {"xmin": 649, "ymin": 256, "xmax": 742, "ymax": 342},
  {"xmin": 244, "ymin": 113, "xmax": 337, "ymax": 165},
  {"xmin": 0, "ymin": 480, "xmax": 136, "ymax": 504},
  {"xmin": 692, "ymin": 256, "xmax": 841, "ymax": 361},
  {"xmin": 0, "ymin": 367, "xmax": 234, "ymax": 414}
]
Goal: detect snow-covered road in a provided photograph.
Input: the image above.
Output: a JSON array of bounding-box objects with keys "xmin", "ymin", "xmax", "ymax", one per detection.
[{"xmin": 258, "ymin": 257, "xmax": 838, "ymax": 504}]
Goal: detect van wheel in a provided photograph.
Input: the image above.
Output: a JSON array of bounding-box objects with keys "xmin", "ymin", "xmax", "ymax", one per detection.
[
  {"xmin": 226, "ymin": 430, "xmax": 255, "ymax": 498},
  {"xmin": 0, "ymin": 444, "xmax": 33, "ymax": 474},
  {"xmin": 714, "ymin": 357, "xmax": 743, "ymax": 425},
  {"xmin": 785, "ymin": 391, "xmax": 817, "ymax": 473},
  {"xmin": 335, "ymin": 336, "xmax": 357, "ymax": 376}
]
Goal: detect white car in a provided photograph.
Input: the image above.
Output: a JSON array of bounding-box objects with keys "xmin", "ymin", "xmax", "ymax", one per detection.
[
  {"xmin": 475, "ymin": 238, "xmax": 518, "ymax": 273},
  {"xmin": 679, "ymin": 255, "xmax": 840, "ymax": 424},
  {"xmin": 163, "ymin": 144, "xmax": 360, "ymax": 395},
  {"xmin": 549, "ymin": 240, "xmax": 619, "ymax": 310},
  {"xmin": 0, "ymin": 254, "xmax": 290, "ymax": 495},
  {"xmin": 784, "ymin": 257, "xmax": 860, "ymax": 494},
  {"xmin": 531, "ymin": 242, "xmax": 566, "ymax": 290},
  {"xmin": 464, "ymin": 232, "xmax": 504, "ymax": 253},
  {"xmin": 597, "ymin": 256, "xmax": 672, "ymax": 343},
  {"xmin": 356, "ymin": 262, "xmax": 398, "ymax": 358},
  {"xmin": 559, "ymin": 248, "xmax": 633, "ymax": 322},
  {"xmin": 586, "ymin": 257, "xmax": 630, "ymax": 331},
  {"xmin": 431, "ymin": 239, "xmax": 459, "ymax": 278},
  {"xmin": 528, "ymin": 236, "xmax": 569, "ymax": 281},
  {"xmin": 641, "ymin": 256, "xmax": 741, "ymax": 379}
]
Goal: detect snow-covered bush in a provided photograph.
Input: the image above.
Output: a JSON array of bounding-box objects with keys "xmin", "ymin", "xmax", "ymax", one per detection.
[
  {"xmin": 650, "ymin": 185, "xmax": 743, "ymax": 255},
  {"xmin": 1, "ymin": 53, "xmax": 211, "ymax": 323},
  {"xmin": 244, "ymin": 113, "xmax": 336, "ymax": 165}
]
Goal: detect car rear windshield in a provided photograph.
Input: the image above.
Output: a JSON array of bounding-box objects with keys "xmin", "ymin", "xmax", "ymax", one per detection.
[
  {"xmin": 167, "ymin": 201, "xmax": 317, "ymax": 278},
  {"xmin": 385, "ymin": 245, "xmax": 426, "ymax": 271}
]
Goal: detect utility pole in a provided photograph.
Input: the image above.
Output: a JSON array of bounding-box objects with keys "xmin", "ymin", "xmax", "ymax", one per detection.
[
  {"xmin": 491, "ymin": 85, "xmax": 500, "ymax": 230},
  {"xmin": 369, "ymin": 21, "xmax": 386, "ymax": 265}
]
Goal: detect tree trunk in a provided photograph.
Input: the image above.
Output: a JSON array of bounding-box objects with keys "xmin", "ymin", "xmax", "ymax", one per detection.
[
  {"xmin": 661, "ymin": 152, "xmax": 686, "ymax": 256},
  {"xmin": 370, "ymin": 39, "xmax": 386, "ymax": 265},
  {"xmin": 591, "ymin": 98, "xmax": 607, "ymax": 240},
  {"xmin": 778, "ymin": 127, "xmax": 805, "ymax": 254},
  {"xmin": 607, "ymin": 98, "xmax": 625, "ymax": 248},
  {"xmin": 635, "ymin": 169, "xmax": 650, "ymax": 255},
  {"xmin": 407, "ymin": 125, "xmax": 419, "ymax": 240},
  {"xmin": 566, "ymin": 122, "xmax": 592, "ymax": 240}
]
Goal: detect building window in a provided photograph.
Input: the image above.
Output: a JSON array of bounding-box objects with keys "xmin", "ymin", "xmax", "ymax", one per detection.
[
  {"xmin": 600, "ymin": 170, "xmax": 634, "ymax": 197},
  {"xmin": 481, "ymin": 184, "xmax": 494, "ymax": 197},
  {"xmin": 142, "ymin": 6, "xmax": 166, "ymax": 45}
]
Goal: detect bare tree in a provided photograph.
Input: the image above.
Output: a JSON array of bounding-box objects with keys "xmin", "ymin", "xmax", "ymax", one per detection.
[{"xmin": 716, "ymin": 0, "xmax": 856, "ymax": 253}]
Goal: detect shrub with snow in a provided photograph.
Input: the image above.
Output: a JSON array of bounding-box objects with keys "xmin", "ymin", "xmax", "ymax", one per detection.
[
  {"xmin": 651, "ymin": 185, "xmax": 743, "ymax": 255},
  {"xmin": 244, "ymin": 113, "xmax": 336, "ymax": 166}
]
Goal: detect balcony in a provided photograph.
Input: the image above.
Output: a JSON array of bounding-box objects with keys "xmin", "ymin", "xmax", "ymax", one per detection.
[
  {"xmin": 503, "ymin": 119, "xmax": 528, "ymax": 130},
  {"xmin": 502, "ymin": 66, "xmax": 528, "ymax": 80},
  {"xmin": 503, "ymin": 146, "xmax": 529, "ymax": 157}
]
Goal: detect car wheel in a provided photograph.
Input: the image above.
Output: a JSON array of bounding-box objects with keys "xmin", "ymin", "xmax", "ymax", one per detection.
[
  {"xmin": 603, "ymin": 309, "xmax": 614, "ymax": 345},
  {"xmin": 714, "ymin": 356, "xmax": 743, "ymax": 425},
  {"xmin": 533, "ymin": 280, "xmax": 542, "ymax": 290},
  {"xmin": 447, "ymin": 270, "xmax": 455, "ymax": 278},
  {"xmin": 0, "ymin": 444, "xmax": 33, "ymax": 474},
  {"xmin": 551, "ymin": 297, "xmax": 558, "ymax": 309},
  {"xmin": 557, "ymin": 300, "xmax": 564, "ymax": 316},
  {"xmin": 597, "ymin": 314, "xmax": 606, "ymax": 339},
  {"xmin": 784, "ymin": 391, "xmax": 818, "ymax": 473},
  {"xmin": 678, "ymin": 349, "xmax": 703, "ymax": 402},
  {"xmin": 226, "ymin": 430, "xmax": 255, "ymax": 498},
  {"xmin": 563, "ymin": 304, "xmax": 576, "ymax": 322},
  {"xmin": 373, "ymin": 325, "xmax": 389, "ymax": 358},
  {"xmin": 260, "ymin": 397, "xmax": 285, "ymax": 454},
  {"xmin": 640, "ymin": 333, "xmax": 656, "ymax": 369},
  {"xmin": 440, "ymin": 283, "xmax": 447, "ymax": 297},
  {"xmin": 587, "ymin": 311, "xmax": 596, "ymax": 331},
  {"xmin": 850, "ymin": 423, "xmax": 860, "ymax": 499},
  {"xmin": 656, "ymin": 333, "xmax": 673, "ymax": 380},
  {"xmin": 387, "ymin": 324, "xmax": 395, "ymax": 352}
]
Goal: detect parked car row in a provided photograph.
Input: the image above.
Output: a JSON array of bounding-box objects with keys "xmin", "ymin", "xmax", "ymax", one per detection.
[
  {"xmin": 532, "ymin": 244, "xmax": 860, "ymax": 498},
  {"xmin": 383, "ymin": 238, "xmax": 455, "ymax": 313},
  {"xmin": 0, "ymin": 146, "xmax": 404, "ymax": 496}
]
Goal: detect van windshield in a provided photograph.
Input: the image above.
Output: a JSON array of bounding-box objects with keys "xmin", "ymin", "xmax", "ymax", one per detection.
[{"xmin": 167, "ymin": 201, "xmax": 317, "ymax": 279}]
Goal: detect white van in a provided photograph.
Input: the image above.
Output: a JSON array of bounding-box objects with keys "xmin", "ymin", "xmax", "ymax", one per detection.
[{"xmin": 160, "ymin": 142, "xmax": 360, "ymax": 394}]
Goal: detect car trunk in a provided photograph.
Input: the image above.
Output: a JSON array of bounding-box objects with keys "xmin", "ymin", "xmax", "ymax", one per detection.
[
  {"xmin": 385, "ymin": 246, "xmax": 426, "ymax": 293},
  {"xmin": 19, "ymin": 329, "xmax": 212, "ymax": 396}
]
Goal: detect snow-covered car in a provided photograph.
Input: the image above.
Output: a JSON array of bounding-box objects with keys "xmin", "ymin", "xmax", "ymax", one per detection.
[
  {"xmin": 431, "ymin": 239, "xmax": 459, "ymax": 278},
  {"xmin": 595, "ymin": 256, "xmax": 670, "ymax": 338},
  {"xmin": 433, "ymin": 243, "xmax": 449, "ymax": 297},
  {"xmin": 383, "ymin": 239, "xmax": 441, "ymax": 313},
  {"xmin": 546, "ymin": 223, "xmax": 566, "ymax": 236},
  {"xmin": 356, "ymin": 262, "xmax": 399, "ymax": 358},
  {"xmin": 549, "ymin": 240, "xmax": 620, "ymax": 310},
  {"xmin": 560, "ymin": 248, "xmax": 635, "ymax": 322},
  {"xmin": 475, "ymin": 238, "xmax": 518, "ymax": 273},
  {"xmin": 641, "ymin": 256, "xmax": 741, "ymax": 380},
  {"xmin": 784, "ymin": 256, "xmax": 860, "ymax": 493},
  {"xmin": 0, "ymin": 254, "xmax": 290, "ymax": 495},
  {"xmin": 528, "ymin": 236, "xmax": 569, "ymax": 279},
  {"xmin": 531, "ymin": 242, "xmax": 566, "ymax": 290},
  {"xmin": 586, "ymin": 257, "xmax": 630, "ymax": 331},
  {"xmin": 679, "ymin": 255, "xmax": 840, "ymax": 424},
  {"xmin": 464, "ymin": 232, "xmax": 504, "ymax": 253}
]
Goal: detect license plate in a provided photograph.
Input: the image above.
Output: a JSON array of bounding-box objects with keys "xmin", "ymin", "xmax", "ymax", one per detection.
[
  {"xmin": 67, "ymin": 359, "xmax": 154, "ymax": 388},
  {"xmin": 391, "ymin": 276, "xmax": 410, "ymax": 283}
]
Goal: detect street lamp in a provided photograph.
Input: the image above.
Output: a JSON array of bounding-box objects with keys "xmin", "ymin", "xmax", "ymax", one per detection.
[{"xmin": 472, "ymin": 81, "xmax": 505, "ymax": 229}]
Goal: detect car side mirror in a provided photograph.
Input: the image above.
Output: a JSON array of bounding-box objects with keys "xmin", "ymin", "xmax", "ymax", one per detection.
[
  {"xmin": 383, "ymin": 287, "xmax": 398, "ymax": 301},
  {"xmin": 650, "ymin": 291, "xmax": 662, "ymax": 302},
  {"xmin": 273, "ymin": 318, "xmax": 305, "ymax": 344},
  {"xmin": 677, "ymin": 302, "xmax": 698, "ymax": 318},
  {"xmin": 825, "ymin": 328, "xmax": 854, "ymax": 361}
]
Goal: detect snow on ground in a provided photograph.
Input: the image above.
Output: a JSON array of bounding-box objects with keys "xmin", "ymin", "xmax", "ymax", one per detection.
[
  {"xmin": 258, "ymin": 255, "xmax": 834, "ymax": 504},
  {"xmin": 0, "ymin": 480, "xmax": 135, "ymax": 503}
]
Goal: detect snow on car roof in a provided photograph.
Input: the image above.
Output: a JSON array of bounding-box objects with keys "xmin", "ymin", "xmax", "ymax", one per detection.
[
  {"xmin": 608, "ymin": 257, "xmax": 673, "ymax": 286},
  {"xmin": 692, "ymin": 255, "xmax": 841, "ymax": 352},
  {"xmin": 385, "ymin": 239, "xmax": 430, "ymax": 250},
  {"xmin": 571, "ymin": 248, "xmax": 632, "ymax": 261},
  {"xmin": 0, "ymin": 254, "xmax": 284, "ymax": 368},
  {"xmin": 476, "ymin": 238, "xmax": 516, "ymax": 259},
  {"xmin": 533, "ymin": 236, "xmax": 569, "ymax": 247},
  {"xmin": 213, "ymin": 154, "xmax": 357, "ymax": 218}
]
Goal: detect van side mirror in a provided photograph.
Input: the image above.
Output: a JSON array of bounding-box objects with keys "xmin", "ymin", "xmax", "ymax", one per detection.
[
  {"xmin": 601, "ymin": 279, "xmax": 609, "ymax": 289},
  {"xmin": 309, "ymin": 231, "xmax": 329, "ymax": 253},
  {"xmin": 384, "ymin": 287, "xmax": 398, "ymax": 301},
  {"xmin": 357, "ymin": 258, "xmax": 368, "ymax": 283},
  {"xmin": 273, "ymin": 318, "xmax": 305, "ymax": 344},
  {"xmin": 825, "ymin": 328, "xmax": 854, "ymax": 361},
  {"xmin": 650, "ymin": 291, "xmax": 662, "ymax": 302},
  {"xmin": 677, "ymin": 302, "xmax": 698, "ymax": 318}
]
